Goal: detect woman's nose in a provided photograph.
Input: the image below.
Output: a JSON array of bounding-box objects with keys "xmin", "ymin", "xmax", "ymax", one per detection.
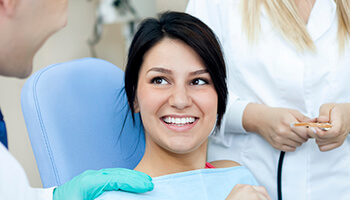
[{"xmin": 169, "ymin": 85, "xmax": 192, "ymax": 110}]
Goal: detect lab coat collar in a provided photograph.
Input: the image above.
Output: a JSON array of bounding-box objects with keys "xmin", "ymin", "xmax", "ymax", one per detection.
[
  {"xmin": 260, "ymin": 0, "xmax": 336, "ymax": 42},
  {"xmin": 307, "ymin": 0, "xmax": 336, "ymax": 42}
]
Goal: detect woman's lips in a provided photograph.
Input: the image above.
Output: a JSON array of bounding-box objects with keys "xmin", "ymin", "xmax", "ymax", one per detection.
[{"xmin": 161, "ymin": 116, "xmax": 198, "ymax": 132}]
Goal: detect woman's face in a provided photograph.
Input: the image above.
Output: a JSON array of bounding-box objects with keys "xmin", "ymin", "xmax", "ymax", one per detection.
[{"xmin": 135, "ymin": 38, "xmax": 218, "ymax": 154}]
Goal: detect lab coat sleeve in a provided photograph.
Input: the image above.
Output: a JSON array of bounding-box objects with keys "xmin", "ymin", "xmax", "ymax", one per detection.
[
  {"xmin": 0, "ymin": 143, "xmax": 55, "ymax": 200},
  {"xmin": 224, "ymin": 90, "xmax": 250, "ymax": 134},
  {"xmin": 187, "ymin": 0, "xmax": 250, "ymax": 134},
  {"xmin": 31, "ymin": 187, "xmax": 55, "ymax": 200}
]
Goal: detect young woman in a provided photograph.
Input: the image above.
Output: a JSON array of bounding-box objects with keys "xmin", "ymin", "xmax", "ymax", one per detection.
[{"xmin": 97, "ymin": 12, "xmax": 270, "ymax": 200}]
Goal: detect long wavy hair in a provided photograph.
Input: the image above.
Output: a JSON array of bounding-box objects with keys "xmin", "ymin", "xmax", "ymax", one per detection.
[{"xmin": 241, "ymin": 0, "xmax": 350, "ymax": 53}]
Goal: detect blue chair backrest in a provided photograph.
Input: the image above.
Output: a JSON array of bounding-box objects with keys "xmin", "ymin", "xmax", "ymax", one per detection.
[{"xmin": 21, "ymin": 58, "xmax": 145, "ymax": 188}]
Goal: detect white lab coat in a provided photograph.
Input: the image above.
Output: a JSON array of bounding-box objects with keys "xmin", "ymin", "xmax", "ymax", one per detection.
[
  {"xmin": 187, "ymin": 0, "xmax": 350, "ymax": 199},
  {"xmin": 0, "ymin": 143, "xmax": 54, "ymax": 200}
]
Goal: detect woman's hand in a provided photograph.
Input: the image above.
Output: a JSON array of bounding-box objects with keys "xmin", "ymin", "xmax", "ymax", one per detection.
[
  {"xmin": 225, "ymin": 184, "xmax": 271, "ymax": 200},
  {"xmin": 243, "ymin": 103, "xmax": 315, "ymax": 152},
  {"xmin": 309, "ymin": 103, "xmax": 350, "ymax": 151}
]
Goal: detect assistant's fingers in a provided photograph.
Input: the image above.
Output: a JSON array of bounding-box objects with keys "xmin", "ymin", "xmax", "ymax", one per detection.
[
  {"xmin": 280, "ymin": 144, "xmax": 296, "ymax": 152},
  {"xmin": 318, "ymin": 103, "xmax": 336, "ymax": 123},
  {"xmin": 282, "ymin": 134, "xmax": 303, "ymax": 148},
  {"xmin": 306, "ymin": 127, "xmax": 319, "ymax": 139},
  {"xmin": 318, "ymin": 142, "xmax": 342, "ymax": 152},
  {"xmin": 314, "ymin": 127, "xmax": 337, "ymax": 139},
  {"xmin": 252, "ymin": 186, "xmax": 271, "ymax": 200},
  {"xmin": 315, "ymin": 138, "xmax": 333, "ymax": 146},
  {"xmin": 272, "ymin": 136, "xmax": 299, "ymax": 151},
  {"xmin": 304, "ymin": 118, "xmax": 318, "ymax": 123},
  {"xmin": 315, "ymin": 131, "xmax": 344, "ymax": 145},
  {"xmin": 290, "ymin": 128, "xmax": 309, "ymax": 141}
]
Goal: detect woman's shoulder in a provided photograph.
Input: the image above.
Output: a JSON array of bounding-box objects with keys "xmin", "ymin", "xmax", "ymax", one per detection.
[{"xmin": 209, "ymin": 160, "xmax": 241, "ymax": 168}]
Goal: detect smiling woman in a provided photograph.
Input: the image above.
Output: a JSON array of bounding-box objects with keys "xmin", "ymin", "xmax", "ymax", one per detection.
[
  {"xmin": 125, "ymin": 12, "xmax": 227, "ymax": 177},
  {"xmin": 134, "ymin": 38, "xmax": 218, "ymax": 160},
  {"xmin": 95, "ymin": 11, "xmax": 271, "ymax": 200}
]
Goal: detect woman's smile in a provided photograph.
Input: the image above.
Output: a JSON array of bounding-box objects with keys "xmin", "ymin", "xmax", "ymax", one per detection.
[{"xmin": 161, "ymin": 115, "xmax": 199, "ymax": 132}]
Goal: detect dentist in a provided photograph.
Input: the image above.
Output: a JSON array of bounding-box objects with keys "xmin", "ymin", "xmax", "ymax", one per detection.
[{"xmin": 0, "ymin": 0, "xmax": 153, "ymax": 199}]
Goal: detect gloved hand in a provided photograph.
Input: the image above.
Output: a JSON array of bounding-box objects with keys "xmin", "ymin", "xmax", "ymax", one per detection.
[{"xmin": 53, "ymin": 168, "xmax": 154, "ymax": 200}]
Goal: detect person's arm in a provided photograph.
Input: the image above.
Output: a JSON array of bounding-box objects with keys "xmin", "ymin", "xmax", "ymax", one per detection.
[
  {"xmin": 308, "ymin": 103, "xmax": 350, "ymax": 151},
  {"xmin": 52, "ymin": 168, "xmax": 154, "ymax": 200},
  {"xmin": 243, "ymin": 103, "xmax": 316, "ymax": 152}
]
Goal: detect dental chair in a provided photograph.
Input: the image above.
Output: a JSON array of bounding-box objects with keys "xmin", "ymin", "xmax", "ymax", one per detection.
[{"xmin": 21, "ymin": 58, "xmax": 145, "ymax": 188}]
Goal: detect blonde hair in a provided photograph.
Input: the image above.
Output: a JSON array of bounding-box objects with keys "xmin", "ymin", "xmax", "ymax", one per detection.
[{"xmin": 241, "ymin": 0, "xmax": 350, "ymax": 53}]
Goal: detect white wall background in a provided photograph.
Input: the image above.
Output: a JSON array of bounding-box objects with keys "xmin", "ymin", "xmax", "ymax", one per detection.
[{"xmin": 0, "ymin": 0, "xmax": 189, "ymax": 188}]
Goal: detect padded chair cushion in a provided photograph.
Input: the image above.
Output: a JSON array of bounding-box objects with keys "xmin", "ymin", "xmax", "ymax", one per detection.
[{"xmin": 21, "ymin": 58, "xmax": 145, "ymax": 187}]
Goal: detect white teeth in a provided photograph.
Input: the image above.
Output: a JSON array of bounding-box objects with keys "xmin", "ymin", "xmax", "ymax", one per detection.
[
  {"xmin": 163, "ymin": 117, "xmax": 195, "ymax": 126},
  {"xmin": 181, "ymin": 118, "xmax": 186, "ymax": 124}
]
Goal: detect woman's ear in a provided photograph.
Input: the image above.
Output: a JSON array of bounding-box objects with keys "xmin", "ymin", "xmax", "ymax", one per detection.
[{"xmin": 134, "ymin": 97, "xmax": 140, "ymax": 113}]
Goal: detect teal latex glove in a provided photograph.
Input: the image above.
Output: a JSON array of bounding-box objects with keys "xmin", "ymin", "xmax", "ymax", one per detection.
[{"xmin": 53, "ymin": 168, "xmax": 154, "ymax": 200}]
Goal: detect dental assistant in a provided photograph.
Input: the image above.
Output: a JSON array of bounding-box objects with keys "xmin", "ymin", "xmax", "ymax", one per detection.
[
  {"xmin": 187, "ymin": 0, "xmax": 350, "ymax": 199},
  {"xmin": 0, "ymin": 0, "xmax": 152, "ymax": 199}
]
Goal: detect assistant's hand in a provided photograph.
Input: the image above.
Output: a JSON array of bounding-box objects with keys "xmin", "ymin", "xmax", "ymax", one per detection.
[
  {"xmin": 225, "ymin": 184, "xmax": 271, "ymax": 200},
  {"xmin": 53, "ymin": 168, "xmax": 154, "ymax": 200},
  {"xmin": 243, "ymin": 103, "xmax": 315, "ymax": 152},
  {"xmin": 309, "ymin": 103, "xmax": 350, "ymax": 151}
]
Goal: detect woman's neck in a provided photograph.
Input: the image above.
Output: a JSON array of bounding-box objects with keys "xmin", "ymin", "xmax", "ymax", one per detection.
[
  {"xmin": 295, "ymin": 0, "xmax": 316, "ymax": 24},
  {"xmin": 134, "ymin": 140, "xmax": 208, "ymax": 177}
]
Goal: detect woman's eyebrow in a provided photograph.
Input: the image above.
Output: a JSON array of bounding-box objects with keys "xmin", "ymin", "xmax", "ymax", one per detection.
[
  {"xmin": 190, "ymin": 69, "xmax": 208, "ymax": 76},
  {"xmin": 147, "ymin": 67, "xmax": 171, "ymax": 74},
  {"xmin": 146, "ymin": 68, "xmax": 208, "ymax": 75}
]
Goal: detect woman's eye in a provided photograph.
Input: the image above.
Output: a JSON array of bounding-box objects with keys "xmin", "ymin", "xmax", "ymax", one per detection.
[
  {"xmin": 191, "ymin": 78, "xmax": 208, "ymax": 85},
  {"xmin": 151, "ymin": 77, "xmax": 168, "ymax": 85}
]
